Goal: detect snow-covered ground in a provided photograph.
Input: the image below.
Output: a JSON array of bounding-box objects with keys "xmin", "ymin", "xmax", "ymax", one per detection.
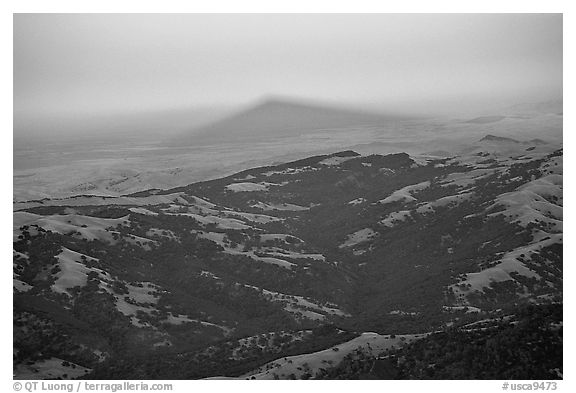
[
  {"xmin": 113, "ymin": 282, "xmax": 162, "ymax": 327},
  {"xmin": 451, "ymin": 232, "xmax": 561, "ymax": 300},
  {"xmin": 13, "ymin": 212, "xmax": 159, "ymax": 250},
  {"xmin": 13, "ymin": 357, "xmax": 91, "ymax": 380},
  {"xmin": 225, "ymin": 182, "xmax": 272, "ymax": 192},
  {"xmin": 439, "ymin": 168, "xmax": 502, "ymax": 189},
  {"xmin": 262, "ymin": 250, "xmax": 326, "ymax": 262},
  {"xmin": 318, "ymin": 155, "xmax": 356, "ymax": 166},
  {"xmin": 489, "ymin": 174, "xmax": 563, "ymax": 232},
  {"xmin": 229, "ymin": 331, "xmax": 313, "ymax": 361},
  {"xmin": 259, "ymin": 233, "xmax": 304, "ymax": 243},
  {"xmin": 339, "ymin": 228, "xmax": 378, "ymax": 248},
  {"xmin": 146, "ymin": 227, "xmax": 179, "ymax": 241},
  {"xmin": 262, "ymin": 166, "xmax": 319, "ymax": 177},
  {"xmin": 378, "ymin": 181, "xmax": 430, "ymax": 204},
  {"xmin": 442, "ymin": 305, "xmax": 482, "ymax": 313},
  {"xmin": 448, "ymin": 144, "xmax": 562, "ymax": 303},
  {"xmin": 244, "ymin": 285, "xmax": 350, "ymax": 321},
  {"xmin": 13, "ymin": 212, "xmax": 129, "ymax": 241},
  {"xmin": 128, "ymin": 207, "xmax": 158, "ymax": 216},
  {"xmin": 380, "ymin": 210, "xmax": 412, "ymax": 227},
  {"xmin": 195, "ymin": 231, "xmax": 297, "ymax": 269},
  {"xmin": 164, "ymin": 210, "xmax": 254, "ymax": 230},
  {"xmin": 162, "ymin": 313, "xmax": 231, "ymax": 334},
  {"xmin": 348, "ymin": 197, "xmax": 366, "ymax": 206},
  {"xmin": 211, "ymin": 332, "xmax": 427, "ymax": 379},
  {"xmin": 14, "ymin": 192, "xmax": 190, "ymax": 211},
  {"xmin": 52, "ymin": 248, "xmax": 102, "ymax": 295},
  {"xmin": 416, "ymin": 191, "xmax": 475, "ymax": 214},
  {"xmin": 251, "ymin": 201, "xmax": 310, "ymax": 211},
  {"xmin": 223, "ymin": 210, "xmax": 284, "ymax": 224}
]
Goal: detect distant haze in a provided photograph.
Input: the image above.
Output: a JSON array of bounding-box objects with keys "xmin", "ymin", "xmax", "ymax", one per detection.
[
  {"xmin": 14, "ymin": 14, "xmax": 562, "ymax": 137},
  {"xmin": 174, "ymin": 97, "xmax": 417, "ymax": 145}
]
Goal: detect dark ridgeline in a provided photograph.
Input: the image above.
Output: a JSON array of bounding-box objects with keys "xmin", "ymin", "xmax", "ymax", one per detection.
[{"xmin": 13, "ymin": 137, "xmax": 562, "ymax": 379}]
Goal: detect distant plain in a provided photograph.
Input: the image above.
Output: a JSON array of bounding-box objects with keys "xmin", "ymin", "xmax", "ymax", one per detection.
[{"xmin": 13, "ymin": 106, "xmax": 562, "ymax": 202}]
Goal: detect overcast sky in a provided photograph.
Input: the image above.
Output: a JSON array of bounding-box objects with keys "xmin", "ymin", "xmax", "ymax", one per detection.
[{"xmin": 14, "ymin": 13, "xmax": 562, "ymax": 120}]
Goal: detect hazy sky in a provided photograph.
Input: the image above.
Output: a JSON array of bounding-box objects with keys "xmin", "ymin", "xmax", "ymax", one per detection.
[{"xmin": 14, "ymin": 13, "xmax": 562, "ymax": 119}]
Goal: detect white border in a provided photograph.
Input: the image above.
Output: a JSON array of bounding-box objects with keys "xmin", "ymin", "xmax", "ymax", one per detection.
[{"xmin": 3, "ymin": 3, "xmax": 572, "ymax": 391}]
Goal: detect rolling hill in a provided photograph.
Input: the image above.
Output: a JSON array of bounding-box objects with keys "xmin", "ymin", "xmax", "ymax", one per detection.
[{"xmin": 13, "ymin": 136, "xmax": 562, "ymax": 379}]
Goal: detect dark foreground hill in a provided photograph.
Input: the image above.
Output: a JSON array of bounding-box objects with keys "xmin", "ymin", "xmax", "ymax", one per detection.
[{"xmin": 13, "ymin": 137, "xmax": 562, "ymax": 379}]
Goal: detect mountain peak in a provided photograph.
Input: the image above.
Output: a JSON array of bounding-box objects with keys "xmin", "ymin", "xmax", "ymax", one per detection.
[
  {"xmin": 528, "ymin": 138, "xmax": 548, "ymax": 145},
  {"xmin": 175, "ymin": 97, "xmax": 410, "ymax": 144},
  {"xmin": 247, "ymin": 97, "xmax": 341, "ymax": 113},
  {"xmin": 479, "ymin": 134, "xmax": 520, "ymax": 143},
  {"xmin": 465, "ymin": 115, "xmax": 506, "ymax": 124},
  {"xmin": 253, "ymin": 95, "xmax": 309, "ymax": 108}
]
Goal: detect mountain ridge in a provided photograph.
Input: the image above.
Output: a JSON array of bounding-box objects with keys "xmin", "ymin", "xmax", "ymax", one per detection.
[
  {"xmin": 13, "ymin": 142, "xmax": 563, "ymax": 380},
  {"xmin": 173, "ymin": 98, "xmax": 412, "ymax": 144}
]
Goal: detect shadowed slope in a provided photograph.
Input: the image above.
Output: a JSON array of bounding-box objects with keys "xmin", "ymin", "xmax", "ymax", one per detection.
[{"xmin": 175, "ymin": 98, "xmax": 409, "ymax": 144}]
